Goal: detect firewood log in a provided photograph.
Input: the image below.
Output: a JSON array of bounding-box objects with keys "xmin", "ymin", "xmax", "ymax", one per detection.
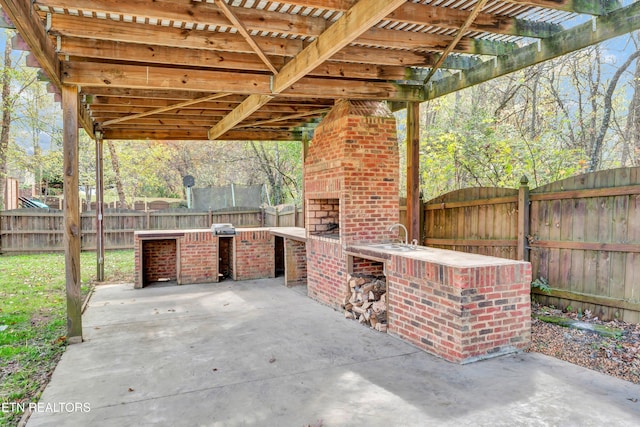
[
  {"xmin": 349, "ymin": 277, "xmax": 366, "ymax": 288},
  {"xmin": 342, "ymin": 293, "xmax": 351, "ymax": 306},
  {"xmin": 361, "ymin": 283, "xmax": 374, "ymax": 294},
  {"xmin": 372, "ymin": 300, "xmax": 386, "ymax": 313},
  {"xmin": 352, "ymin": 305, "xmax": 366, "ymax": 315},
  {"xmin": 370, "ymin": 313, "xmax": 378, "ymax": 328}
]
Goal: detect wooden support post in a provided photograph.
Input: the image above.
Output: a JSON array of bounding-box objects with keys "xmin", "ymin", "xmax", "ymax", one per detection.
[
  {"xmin": 406, "ymin": 102, "xmax": 421, "ymax": 242},
  {"xmin": 302, "ymin": 131, "xmax": 309, "ymax": 230},
  {"xmin": 62, "ymin": 84, "xmax": 82, "ymax": 343},
  {"xmin": 517, "ymin": 175, "xmax": 530, "ymax": 261},
  {"xmin": 95, "ymin": 133, "xmax": 105, "ymax": 282}
]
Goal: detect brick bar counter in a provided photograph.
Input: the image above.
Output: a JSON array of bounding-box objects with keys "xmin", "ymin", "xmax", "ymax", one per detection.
[
  {"xmin": 134, "ymin": 228, "xmax": 275, "ymax": 288},
  {"xmin": 349, "ymin": 244, "xmax": 531, "ymax": 364}
]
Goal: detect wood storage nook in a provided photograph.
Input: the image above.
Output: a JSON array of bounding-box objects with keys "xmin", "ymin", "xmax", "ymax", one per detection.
[{"xmin": 344, "ymin": 254, "xmax": 388, "ymax": 332}]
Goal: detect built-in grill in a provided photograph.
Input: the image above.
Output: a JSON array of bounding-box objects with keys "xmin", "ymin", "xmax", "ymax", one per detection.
[{"xmin": 211, "ymin": 223, "xmax": 236, "ymax": 235}]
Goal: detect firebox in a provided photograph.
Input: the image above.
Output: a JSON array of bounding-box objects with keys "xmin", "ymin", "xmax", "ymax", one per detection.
[{"xmin": 307, "ymin": 198, "xmax": 339, "ymax": 238}]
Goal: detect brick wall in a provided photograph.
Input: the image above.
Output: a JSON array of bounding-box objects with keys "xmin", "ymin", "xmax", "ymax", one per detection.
[
  {"xmin": 235, "ymin": 229, "xmax": 275, "ymax": 280},
  {"xmin": 351, "ymin": 257, "xmax": 385, "ymax": 277},
  {"xmin": 306, "ymin": 238, "xmax": 346, "ymax": 308},
  {"xmin": 285, "ymin": 238, "xmax": 307, "ymax": 286},
  {"xmin": 179, "ymin": 231, "xmax": 218, "ymax": 285},
  {"xmin": 386, "ymin": 255, "xmax": 531, "ymax": 363}
]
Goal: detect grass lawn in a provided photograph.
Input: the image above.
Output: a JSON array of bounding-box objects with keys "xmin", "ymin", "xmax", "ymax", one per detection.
[{"xmin": 0, "ymin": 250, "xmax": 134, "ymax": 426}]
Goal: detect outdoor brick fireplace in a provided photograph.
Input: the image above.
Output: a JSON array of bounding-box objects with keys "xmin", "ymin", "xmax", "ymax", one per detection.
[
  {"xmin": 304, "ymin": 99, "xmax": 531, "ymax": 363},
  {"xmin": 305, "ymin": 100, "xmax": 399, "ymax": 307}
]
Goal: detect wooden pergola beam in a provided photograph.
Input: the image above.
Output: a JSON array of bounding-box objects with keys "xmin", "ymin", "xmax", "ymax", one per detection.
[
  {"xmin": 49, "ymin": 13, "xmax": 516, "ymax": 59},
  {"xmin": 423, "ymin": 0, "xmax": 489, "ymax": 84},
  {"xmin": 58, "ymin": 37, "xmax": 479, "ymax": 76},
  {"xmin": 88, "ymin": 100, "xmax": 328, "ymax": 113},
  {"xmin": 272, "ymin": 0, "xmax": 404, "ymax": 93},
  {"xmin": 36, "ymin": 0, "xmax": 563, "ymax": 39},
  {"xmin": 101, "ymin": 93, "xmax": 231, "ymax": 127},
  {"xmin": 425, "ymin": 0, "xmax": 640, "ymax": 100},
  {"xmin": 236, "ymin": 108, "xmax": 331, "ymax": 128},
  {"xmin": 62, "ymin": 61, "xmax": 424, "ymax": 102},
  {"xmin": 212, "ymin": 0, "xmax": 279, "ymax": 75},
  {"xmin": 208, "ymin": 94, "xmax": 273, "ymax": 140},
  {"xmin": 1, "ymin": 0, "xmax": 94, "ymax": 138},
  {"xmin": 209, "ymin": 0, "xmax": 406, "ymax": 139},
  {"xmin": 103, "ymin": 128, "xmax": 302, "ymax": 141},
  {"xmin": 83, "ymin": 89, "xmax": 334, "ymax": 105},
  {"xmin": 281, "ymin": 0, "xmax": 620, "ymax": 15},
  {"xmin": 386, "ymin": 2, "xmax": 562, "ymax": 38},
  {"xmin": 93, "ymin": 110, "xmax": 319, "ymax": 122}
]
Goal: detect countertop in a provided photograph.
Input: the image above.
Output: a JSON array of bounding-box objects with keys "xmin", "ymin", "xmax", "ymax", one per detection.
[{"xmin": 348, "ymin": 243, "xmax": 527, "ymax": 268}]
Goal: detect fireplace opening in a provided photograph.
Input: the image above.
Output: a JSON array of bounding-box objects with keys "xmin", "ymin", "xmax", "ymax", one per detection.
[
  {"xmin": 274, "ymin": 236, "xmax": 285, "ymax": 277},
  {"xmin": 142, "ymin": 239, "xmax": 178, "ymax": 287},
  {"xmin": 218, "ymin": 236, "xmax": 234, "ymax": 281},
  {"xmin": 344, "ymin": 255, "xmax": 388, "ymax": 332},
  {"xmin": 307, "ymin": 198, "xmax": 339, "ymax": 238}
]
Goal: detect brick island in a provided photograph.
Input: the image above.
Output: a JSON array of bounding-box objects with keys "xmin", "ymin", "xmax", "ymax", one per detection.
[{"xmin": 134, "ymin": 228, "xmax": 277, "ymax": 288}]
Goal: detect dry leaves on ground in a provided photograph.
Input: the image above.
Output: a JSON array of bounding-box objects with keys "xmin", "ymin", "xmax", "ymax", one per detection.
[{"xmin": 527, "ymin": 303, "xmax": 640, "ymax": 384}]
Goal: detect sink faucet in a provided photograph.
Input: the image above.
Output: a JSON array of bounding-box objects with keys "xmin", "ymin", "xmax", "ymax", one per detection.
[{"xmin": 388, "ymin": 223, "xmax": 408, "ymax": 246}]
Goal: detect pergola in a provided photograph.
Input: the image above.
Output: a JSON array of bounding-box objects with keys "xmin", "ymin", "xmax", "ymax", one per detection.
[{"xmin": 2, "ymin": 0, "xmax": 640, "ymax": 342}]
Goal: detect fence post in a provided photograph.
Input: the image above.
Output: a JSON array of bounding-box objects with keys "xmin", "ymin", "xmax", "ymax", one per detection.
[
  {"xmin": 419, "ymin": 198, "xmax": 425, "ymax": 245},
  {"xmin": 517, "ymin": 175, "xmax": 530, "ymax": 261}
]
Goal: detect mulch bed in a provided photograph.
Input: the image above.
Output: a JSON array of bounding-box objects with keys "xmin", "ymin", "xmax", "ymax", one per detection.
[{"xmin": 527, "ymin": 303, "xmax": 640, "ymax": 384}]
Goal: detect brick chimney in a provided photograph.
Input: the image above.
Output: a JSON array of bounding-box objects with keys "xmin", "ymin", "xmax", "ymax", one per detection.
[{"xmin": 304, "ymin": 100, "xmax": 399, "ymax": 307}]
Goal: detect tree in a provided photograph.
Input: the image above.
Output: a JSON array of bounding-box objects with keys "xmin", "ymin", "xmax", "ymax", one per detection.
[
  {"xmin": 0, "ymin": 31, "xmax": 12, "ymax": 210},
  {"xmin": 106, "ymin": 140, "xmax": 127, "ymax": 208},
  {"xmin": 589, "ymin": 50, "xmax": 640, "ymax": 171},
  {"xmin": 249, "ymin": 141, "xmax": 302, "ymax": 205},
  {"xmin": 622, "ymin": 33, "xmax": 640, "ymax": 167},
  {"xmin": 0, "ymin": 30, "xmax": 36, "ymax": 209}
]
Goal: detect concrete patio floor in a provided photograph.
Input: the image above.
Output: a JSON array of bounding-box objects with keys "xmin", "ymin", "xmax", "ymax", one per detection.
[{"xmin": 28, "ymin": 278, "xmax": 640, "ymax": 427}]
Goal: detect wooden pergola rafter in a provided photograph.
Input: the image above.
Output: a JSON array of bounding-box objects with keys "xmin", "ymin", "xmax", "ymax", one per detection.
[{"xmin": 2, "ymin": 0, "xmax": 640, "ymax": 342}]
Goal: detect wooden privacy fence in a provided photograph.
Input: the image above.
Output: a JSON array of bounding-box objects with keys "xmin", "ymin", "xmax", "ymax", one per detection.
[
  {"xmin": 262, "ymin": 205, "xmax": 304, "ymax": 227},
  {"xmin": 422, "ymin": 167, "xmax": 640, "ymax": 322},
  {"xmin": 0, "ymin": 206, "xmax": 300, "ymax": 254}
]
